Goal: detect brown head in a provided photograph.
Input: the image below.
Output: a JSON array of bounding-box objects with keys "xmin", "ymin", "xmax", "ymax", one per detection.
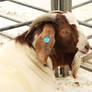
[{"xmin": 55, "ymin": 13, "xmax": 78, "ymax": 53}]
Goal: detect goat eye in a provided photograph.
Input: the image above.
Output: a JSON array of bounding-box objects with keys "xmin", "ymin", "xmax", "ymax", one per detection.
[
  {"xmin": 63, "ymin": 31, "xmax": 68, "ymax": 34},
  {"xmin": 43, "ymin": 37, "xmax": 50, "ymax": 43}
]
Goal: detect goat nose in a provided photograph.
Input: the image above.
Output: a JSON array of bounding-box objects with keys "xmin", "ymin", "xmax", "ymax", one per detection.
[{"xmin": 85, "ymin": 44, "xmax": 89, "ymax": 50}]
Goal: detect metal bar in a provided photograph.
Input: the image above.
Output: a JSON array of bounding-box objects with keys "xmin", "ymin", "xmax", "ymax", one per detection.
[
  {"xmin": 0, "ymin": 33, "xmax": 12, "ymax": 39},
  {"xmin": 0, "ymin": 15, "xmax": 21, "ymax": 23},
  {"xmin": 59, "ymin": 0, "xmax": 72, "ymax": 12},
  {"xmin": 84, "ymin": 18, "xmax": 92, "ymax": 22},
  {"xmin": 51, "ymin": 0, "xmax": 58, "ymax": 10},
  {"xmin": 0, "ymin": 20, "xmax": 32, "ymax": 31},
  {"xmin": 80, "ymin": 65, "xmax": 92, "ymax": 72},
  {"xmin": 58, "ymin": 0, "xmax": 60, "ymax": 10},
  {"xmin": 7, "ymin": 0, "xmax": 48, "ymax": 13},
  {"xmin": 72, "ymin": 0, "xmax": 92, "ymax": 9},
  {"xmin": 51, "ymin": 0, "xmax": 72, "ymax": 11},
  {"xmin": 0, "ymin": 19, "xmax": 91, "ymax": 31},
  {"xmin": 78, "ymin": 20, "xmax": 92, "ymax": 28}
]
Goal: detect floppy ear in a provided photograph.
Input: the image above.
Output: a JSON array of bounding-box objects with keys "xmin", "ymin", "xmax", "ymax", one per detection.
[{"xmin": 35, "ymin": 24, "xmax": 55, "ymax": 66}]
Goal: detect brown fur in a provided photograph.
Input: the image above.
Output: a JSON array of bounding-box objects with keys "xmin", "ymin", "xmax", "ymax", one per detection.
[
  {"xmin": 15, "ymin": 23, "xmax": 44, "ymax": 47},
  {"xmin": 50, "ymin": 13, "xmax": 78, "ymax": 70},
  {"xmin": 35, "ymin": 24, "xmax": 55, "ymax": 65},
  {"xmin": 15, "ymin": 13, "xmax": 79, "ymax": 72}
]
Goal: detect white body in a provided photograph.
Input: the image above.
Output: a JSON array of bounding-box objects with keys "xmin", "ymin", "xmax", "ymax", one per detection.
[{"xmin": 0, "ymin": 41, "xmax": 59, "ymax": 92}]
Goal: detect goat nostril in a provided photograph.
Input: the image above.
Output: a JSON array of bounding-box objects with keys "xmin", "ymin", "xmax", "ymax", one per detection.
[
  {"xmin": 85, "ymin": 44, "xmax": 89, "ymax": 50},
  {"xmin": 44, "ymin": 64, "xmax": 48, "ymax": 67}
]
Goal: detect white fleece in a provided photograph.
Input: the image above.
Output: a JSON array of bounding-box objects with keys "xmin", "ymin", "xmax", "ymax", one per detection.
[{"xmin": 0, "ymin": 41, "xmax": 60, "ymax": 92}]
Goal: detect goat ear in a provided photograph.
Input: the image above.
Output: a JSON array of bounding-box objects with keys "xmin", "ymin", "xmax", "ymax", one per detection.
[{"xmin": 35, "ymin": 24, "xmax": 55, "ymax": 66}]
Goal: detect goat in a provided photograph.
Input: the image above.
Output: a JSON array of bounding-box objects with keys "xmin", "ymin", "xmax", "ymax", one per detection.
[
  {"xmin": 16, "ymin": 11, "xmax": 89, "ymax": 78},
  {"xmin": 0, "ymin": 11, "xmax": 89, "ymax": 92},
  {"xmin": 16, "ymin": 11, "xmax": 89, "ymax": 79},
  {"xmin": 62, "ymin": 11, "xmax": 89, "ymax": 78},
  {"xmin": 0, "ymin": 14, "xmax": 60, "ymax": 92},
  {"xmin": 50, "ymin": 11, "xmax": 89, "ymax": 78}
]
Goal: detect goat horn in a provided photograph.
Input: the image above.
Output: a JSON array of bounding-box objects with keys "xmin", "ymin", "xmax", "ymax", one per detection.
[{"xmin": 25, "ymin": 13, "xmax": 57, "ymax": 38}]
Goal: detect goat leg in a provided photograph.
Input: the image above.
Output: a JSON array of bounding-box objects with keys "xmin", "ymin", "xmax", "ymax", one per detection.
[{"xmin": 72, "ymin": 51, "xmax": 82, "ymax": 78}]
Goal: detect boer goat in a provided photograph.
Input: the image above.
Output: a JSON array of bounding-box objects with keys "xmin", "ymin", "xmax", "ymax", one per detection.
[
  {"xmin": 50, "ymin": 11, "xmax": 89, "ymax": 78},
  {"xmin": 16, "ymin": 11, "xmax": 89, "ymax": 78},
  {"xmin": 0, "ymin": 11, "xmax": 89, "ymax": 92},
  {"xmin": 62, "ymin": 11, "xmax": 89, "ymax": 78}
]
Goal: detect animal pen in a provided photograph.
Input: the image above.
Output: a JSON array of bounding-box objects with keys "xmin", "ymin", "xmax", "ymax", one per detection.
[
  {"xmin": 0, "ymin": 0, "xmax": 92, "ymax": 91},
  {"xmin": 0, "ymin": 0, "xmax": 92, "ymax": 72}
]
